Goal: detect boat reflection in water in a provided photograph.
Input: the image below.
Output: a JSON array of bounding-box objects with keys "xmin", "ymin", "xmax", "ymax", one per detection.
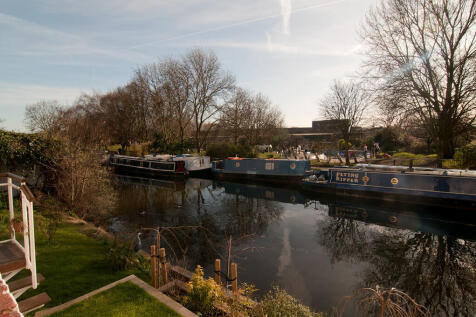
[{"xmin": 112, "ymin": 176, "xmax": 476, "ymax": 316}]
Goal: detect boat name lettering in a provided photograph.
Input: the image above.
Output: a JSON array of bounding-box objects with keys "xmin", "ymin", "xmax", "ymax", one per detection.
[{"xmin": 335, "ymin": 172, "xmax": 360, "ymax": 183}]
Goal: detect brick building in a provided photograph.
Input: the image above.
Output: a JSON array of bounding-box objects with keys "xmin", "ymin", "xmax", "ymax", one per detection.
[{"xmin": 286, "ymin": 120, "xmax": 379, "ymax": 146}]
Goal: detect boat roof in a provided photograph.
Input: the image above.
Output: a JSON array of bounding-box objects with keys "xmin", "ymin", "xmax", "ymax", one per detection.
[
  {"xmin": 225, "ymin": 157, "xmax": 309, "ymax": 161},
  {"xmin": 353, "ymin": 163, "xmax": 476, "ymax": 177}
]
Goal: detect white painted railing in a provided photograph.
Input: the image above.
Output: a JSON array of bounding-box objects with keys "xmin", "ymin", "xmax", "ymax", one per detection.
[{"xmin": 0, "ymin": 173, "xmax": 37, "ymax": 289}]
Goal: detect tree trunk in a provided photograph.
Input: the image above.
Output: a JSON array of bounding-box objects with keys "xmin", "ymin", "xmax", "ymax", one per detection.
[
  {"xmin": 437, "ymin": 124, "xmax": 455, "ymax": 160},
  {"xmin": 195, "ymin": 129, "xmax": 200, "ymax": 152},
  {"xmin": 344, "ymin": 137, "xmax": 350, "ymax": 165},
  {"xmin": 179, "ymin": 127, "xmax": 184, "ymax": 150}
]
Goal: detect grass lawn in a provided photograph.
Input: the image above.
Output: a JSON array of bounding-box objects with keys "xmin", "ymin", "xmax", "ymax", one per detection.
[
  {"xmin": 0, "ymin": 208, "xmax": 149, "ymax": 308},
  {"xmin": 50, "ymin": 282, "xmax": 181, "ymax": 317}
]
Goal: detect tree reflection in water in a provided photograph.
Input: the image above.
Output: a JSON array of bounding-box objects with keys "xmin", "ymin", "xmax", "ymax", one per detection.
[
  {"xmin": 114, "ymin": 176, "xmax": 475, "ymax": 315},
  {"xmin": 318, "ymin": 210, "xmax": 476, "ymax": 316},
  {"xmin": 113, "ymin": 177, "xmax": 283, "ymax": 268}
]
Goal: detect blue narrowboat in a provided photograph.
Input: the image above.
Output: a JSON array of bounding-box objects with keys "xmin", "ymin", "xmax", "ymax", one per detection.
[
  {"xmin": 302, "ymin": 164, "xmax": 476, "ymax": 209},
  {"xmin": 212, "ymin": 158, "xmax": 312, "ymax": 183}
]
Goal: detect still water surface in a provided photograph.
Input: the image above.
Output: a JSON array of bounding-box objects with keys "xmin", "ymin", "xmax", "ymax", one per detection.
[{"xmin": 111, "ymin": 176, "xmax": 476, "ymax": 316}]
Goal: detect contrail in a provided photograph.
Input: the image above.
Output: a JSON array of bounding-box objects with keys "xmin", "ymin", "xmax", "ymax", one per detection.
[
  {"xmin": 128, "ymin": 0, "xmax": 347, "ymax": 50},
  {"xmin": 280, "ymin": 0, "xmax": 292, "ymax": 35}
]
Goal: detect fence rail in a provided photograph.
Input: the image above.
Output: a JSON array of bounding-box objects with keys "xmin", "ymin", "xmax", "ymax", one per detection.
[{"xmin": 0, "ymin": 174, "xmax": 38, "ymax": 289}]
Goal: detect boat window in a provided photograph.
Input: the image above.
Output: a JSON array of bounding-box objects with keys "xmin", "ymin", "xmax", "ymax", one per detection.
[
  {"xmin": 235, "ymin": 162, "xmax": 240, "ymax": 168},
  {"xmin": 265, "ymin": 162, "xmax": 274, "ymax": 170},
  {"xmin": 265, "ymin": 190, "xmax": 274, "ymax": 199}
]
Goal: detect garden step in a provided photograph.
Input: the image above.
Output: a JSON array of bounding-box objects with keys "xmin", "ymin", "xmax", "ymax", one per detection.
[
  {"xmin": 0, "ymin": 241, "xmax": 26, "ymax": 274},
  {"xmin": 18, "ymin": 292, "xmax": 51, "ymax": 314},
  {"xmin": 8, "ymin": 274, "xmax": 45, "ymax": 293}
]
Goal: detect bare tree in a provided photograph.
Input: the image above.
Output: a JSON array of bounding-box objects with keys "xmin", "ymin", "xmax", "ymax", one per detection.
[
  {"xmin": 132, "ymin": 64, "xmax": 171, "ymax": 143},
  {"xmin": 24, "ymin": 100, "xmax": 63, "ymax": 136},
  {"xmin": 244, "ymin": 93, "xmax": 284, "ymax": 145},
  {"xmin": 99, "ymin": 86, "xmax": 140, "ymax": 152},
  {"xmin": 219, "ymin": 88, "xmax": 284, "ymax": 145},
  {"xmin": 219, "ymin": 88, "xmax": 254, "ymax": 144},
  {"xmin": 159, "ymin": 59, "xmax": 193, "ymax": 147},
  {"xmin": 361, "ymin": 0, "xmax": 476, "ymax": 159},
  {"xmin": 183, "ymin": 49, "xmax": 235, "ymax": 150},
  {"xmin": 319, "ymin": 80, "xmax": 368, "ymax": 165}
]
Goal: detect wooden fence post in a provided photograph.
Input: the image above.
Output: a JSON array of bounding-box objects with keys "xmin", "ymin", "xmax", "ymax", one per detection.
[
  {"xmin": 231, "ymin": 262, "xmax": 238, "ymax": 297},
  {"xmin": 156, "ymin": 230, "xmax": 160, "ymax": 250},
  {"xmin": 159, "ymin": 248, "xmax": 168, "ymax": 285},
  {"xmin": 214, "ymin": 259, "xmax": 221, "ymax": 285},
  {"xmin": 150, "ymin": 245, "xmax": 158, "ymax": 288},
  {"xmin": 7, "ymin": 177, "xmax": 14, "ymax": 240}
]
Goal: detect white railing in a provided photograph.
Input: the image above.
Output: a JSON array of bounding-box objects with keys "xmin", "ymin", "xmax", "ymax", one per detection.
[{"xmin": 0, "ymin": 172, "xmax": 37, "ymax": 289}]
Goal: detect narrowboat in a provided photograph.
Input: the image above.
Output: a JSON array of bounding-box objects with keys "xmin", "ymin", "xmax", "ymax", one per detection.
[
  {"xmin": 147, "ymin": 154, "xmax": 212, "ymax": 177},
  {"xmin": 302, "ymin": 164, "xmax": 476, "ymax": 209},
  {"xmin": 109, "ymin": 154, "xmax": 187, "ymax": 178},
  {"xmin": 211, "ymin": 158, "xmax": 312, "ymax": 183}
]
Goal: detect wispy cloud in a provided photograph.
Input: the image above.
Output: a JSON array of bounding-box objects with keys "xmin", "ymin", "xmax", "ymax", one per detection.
[
  {"xmin": 128, "ymin": 0, "xmax": 347, "ymax": 49},
  {"xmin": 0, "ymin": 82, "xmax": 89, "ymax": 131},
  {"xmin": 200, "ymin": 36, "xmax": 365, "ymax": 57},
  {"xmin": 0, "ymin": 12, "xmax": 149, "ymax": 63},
  {"xmin": 0, "ymin": 82, "xmax": 88, "ymax": 107},
  {"xmin": 280, "ymin": 0, "xmax": 292, "ymax": 35}
]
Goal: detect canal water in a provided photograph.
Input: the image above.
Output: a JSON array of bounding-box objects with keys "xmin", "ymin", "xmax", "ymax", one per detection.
[{"xmin": 111, "ymin": 176, "xmax": 476, "ymax": 316}]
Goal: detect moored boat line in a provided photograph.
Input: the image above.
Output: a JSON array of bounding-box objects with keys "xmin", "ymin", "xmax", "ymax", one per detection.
[{"xmin": 109, "ymin": 154, "xmax": 476, "ymax": 207}]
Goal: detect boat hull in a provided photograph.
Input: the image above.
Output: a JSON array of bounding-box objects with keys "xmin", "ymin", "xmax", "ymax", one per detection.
[
  {"xmin": 302, "ymin": 168, "xmax": 476, "ymax": 210},
  {"xmin": 213, "ymin": 169, "xmax": 306, "ymax": 184},
  {"xmin": 112, "ymin": 165, "xmax": 187, "ymax": 179},
  {"xmin": 188, "ymin": 168, "xmax": 212, "ymax": 178}
]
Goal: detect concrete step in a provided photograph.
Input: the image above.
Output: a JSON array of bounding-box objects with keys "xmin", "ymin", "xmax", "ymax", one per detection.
[
  {"xmin": 18, "ymin": 292, "xmax": 51, "ymax": 314},
  {"xmin": 0, "ymin": 241, "xmax": 26, "ymax": 274},
  {"xmin": 8, "ymin": 274, "xmax": 45, "ymax": 293}
]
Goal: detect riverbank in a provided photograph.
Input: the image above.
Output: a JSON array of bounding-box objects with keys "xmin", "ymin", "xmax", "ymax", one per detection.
[{"xmin": 0, "ymin": 208, "xmax": 149, "ymax": 309}]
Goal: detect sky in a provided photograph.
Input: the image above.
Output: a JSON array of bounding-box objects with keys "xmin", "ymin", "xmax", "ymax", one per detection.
[{"xmin": 0, "ymin": 0, "xmax": 377, "ymax": 131}]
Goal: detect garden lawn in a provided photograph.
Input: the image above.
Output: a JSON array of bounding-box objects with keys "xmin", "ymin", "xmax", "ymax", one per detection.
[
  {"xmin": 50, "ymin": 281, "xmax": 181, "ymax": 317},
  {"xmin": 0, "ymin": 208, "xmax": 148, "ymax": 308}
]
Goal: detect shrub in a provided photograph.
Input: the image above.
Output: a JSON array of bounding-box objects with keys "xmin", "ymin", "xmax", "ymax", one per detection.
[
  {"xmin": 54, "ymin": 143, "xmax": 116, "ymax": 220},
  {"xmin": 252, "ymin": 286, "xmax": 323, "ymax": 317},
  {"xmin": 0, "ymin": 130, "xmax": 59, "ymax": 190},
  {"xmin": 148, "ymin": 133, "xmax": 194, "ymax": 155},
  {"xmin": 374, "ymin": 127, "xmax": 402, "ymax": 153},
  {"xmin": 401, "ymin": 135, "xmax": 428, "ymax": 154},
  {"xmin": 454, "ymin": 144, "xmax": 476, "ymax": 169},
  {"xmin": 206, "ymin": 143, "xmax": 255, "ymax": 159},
  {"xmin": 333, "ymin": 286, "xmax": 428, "ymax": 317},
  {"xmin": 338, "ymin": 139, "xmax": 351, "ymax": 150},
  {"xmin": 182, "ymin": 265, "xmax": 221, "ymax": 315},
  {"xmin": 106, "ymin": 239, "xmax": 147, "ymax": 272}
]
